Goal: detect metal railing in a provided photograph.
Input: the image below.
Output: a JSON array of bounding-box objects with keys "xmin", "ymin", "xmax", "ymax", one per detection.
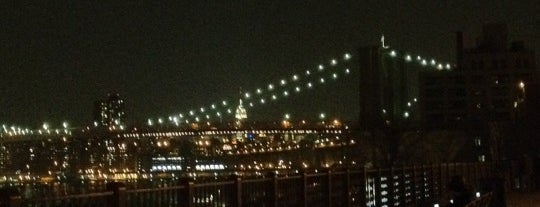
[{"xmin": 0, "ymin": 162, "xmax": 493, "ymax": 207}]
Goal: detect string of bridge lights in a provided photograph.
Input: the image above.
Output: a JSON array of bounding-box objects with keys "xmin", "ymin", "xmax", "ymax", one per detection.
[
  {"xmin": 149, "ymin": 53, "xmax": 353, "ymax": 126},
  {"xmin": 387, "ymin": 48, "xmax": 453, "ymax": 70},
  {"xmin": 149, "ymin": 46, "xmax": 454, "ymax": 126}
]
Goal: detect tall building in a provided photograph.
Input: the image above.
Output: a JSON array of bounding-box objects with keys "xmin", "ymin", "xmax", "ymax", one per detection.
[
  {"xmin": 235, "ymin": 99, "xmax": 247, "ymax": 127},
  {"xmin": 419, "ymin": 24, "xmax": 537, "ymax": 128},
  {"xmin": 94, "ymin": 93, "xmax": 126, "ymax": 130},
  {"xmin": 419, "ymin": 23, "xmax": 538, "ymax": 161}
]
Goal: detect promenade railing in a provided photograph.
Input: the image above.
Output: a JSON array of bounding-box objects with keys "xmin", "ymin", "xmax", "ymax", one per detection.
[{"xmin": 0, "ymin": 162, "xmax": 493, "ymax": 207}]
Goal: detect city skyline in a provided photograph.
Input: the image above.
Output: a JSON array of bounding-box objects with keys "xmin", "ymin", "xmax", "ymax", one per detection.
[{"xmin": 1, "ymin": 1, "xmax": 538, "ymax": 126}]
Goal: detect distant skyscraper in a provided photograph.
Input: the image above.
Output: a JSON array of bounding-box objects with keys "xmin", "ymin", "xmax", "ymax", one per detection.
[
  {"xmin": 94, "ymin": 93, "xmax": 126, "ymax": 130},
  {"xmin": 234, "ymin": 88, "xmax": 248, "ymax": 128}
]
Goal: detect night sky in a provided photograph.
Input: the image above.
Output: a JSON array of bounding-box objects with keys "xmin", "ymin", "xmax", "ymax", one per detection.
[{"xmin": 1, "ymin": 1, "xmax": 538, "ymax": 127}]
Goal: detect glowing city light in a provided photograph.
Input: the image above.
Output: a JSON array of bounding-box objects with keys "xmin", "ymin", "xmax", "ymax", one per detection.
[
  {"xmin": 344, "ymin": 53, "xmax": 351, "ymax": 60},
  {"xmin": 405, "ymin": 55, "xmax": 412, "ymax": 62}
]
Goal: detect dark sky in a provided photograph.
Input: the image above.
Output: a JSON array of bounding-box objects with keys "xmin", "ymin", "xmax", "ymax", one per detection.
[{"xmin": 1, "ymin": 1, "xmax": 538, "ymax": 127}]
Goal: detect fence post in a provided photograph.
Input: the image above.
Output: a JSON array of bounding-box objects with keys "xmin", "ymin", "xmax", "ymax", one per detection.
[
  {"xmin": 230, "ymin": 175, "xmax": 242, "ymax": 207},
  {"xmin": 389, "ymin": 167, "xmax": 395, "ymax": 206},
  {"xmin": 412, "ymin": 165, "xmax": 418, "ymax": 206},
  {"xmin": 430, "ymin": 164, "xmax": 436, "ymax": 200},
  {"xmin": 420, "ymin": 164, "xmax": 429, "ymax": 203},
  {"xmin": 267, "ymin": 172, "xmax": 279, "ymax": 207},
  {"xmin": 400, "ymin": 165, "xmax": 406, "ymax": 205},
  {"xmin": 327, "ymin": 169, "xmax": 332, "ymax": 207},
  {"xmin": 106, "ymin": 182, "xmax": 126, "ymax": 207},
  {"xmin": 345, "ymin": 169, "xmax": 351, "ymax": 207},
  {"xmin": 301, "ymin": 172, "xmax": 308, "ymax": 207},
  {"xmin": 375, "ymin": 168, "xmax": 382, "ymax": 207},
  {"xmin": 0, "ymin": 187, "xmax": 21, "ymax": 207},
  {"xmin": 179, "ymin": 178, "xmax": 194, "ymax": 207},
  {"xmin": 438, "ymin": 163, "xmax": 444, "ymax": 197},
  {"xmin": 362, "ymin": 167, "xmax": 369, "ymax": 207}
]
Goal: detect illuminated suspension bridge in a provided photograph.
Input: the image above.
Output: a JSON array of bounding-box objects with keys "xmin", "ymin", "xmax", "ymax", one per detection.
[
  {"xmin": 1, "ymin": 41, "xmax": 454, "ymax": 138},
  {"xmin": 146, "ymin": 42, "xmax": 453, "ymax": 127}
]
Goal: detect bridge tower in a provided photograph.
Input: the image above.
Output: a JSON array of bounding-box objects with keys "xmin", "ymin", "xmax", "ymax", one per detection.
[{"xmin": 357, "ymin": 44, "xmax": 418, "ymax": 131}]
